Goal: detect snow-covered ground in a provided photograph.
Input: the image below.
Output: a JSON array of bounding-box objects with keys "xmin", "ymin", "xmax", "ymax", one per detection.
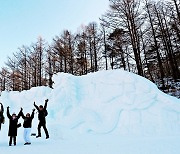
[{"xmin": 0, "ymin": 69, "xmax": 180, "ymax": 154}]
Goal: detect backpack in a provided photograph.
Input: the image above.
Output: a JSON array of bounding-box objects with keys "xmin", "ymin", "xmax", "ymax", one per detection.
[{"xmin": 44, "ymin": 109, "xmax": 48, "ymax": 117}]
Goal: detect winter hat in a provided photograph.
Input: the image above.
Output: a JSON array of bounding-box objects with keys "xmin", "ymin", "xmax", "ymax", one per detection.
[
  {"xmin": 26, "ymin": 113, "xmax": 30, "ymax": 117},
  {"xmin": 39, "ymin": 105, "xmax": 43, "ymax": 108}
]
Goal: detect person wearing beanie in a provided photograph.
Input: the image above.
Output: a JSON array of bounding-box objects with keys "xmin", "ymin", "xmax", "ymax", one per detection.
[
  {"xmin": 34, "ymin": 99, "xmax": 49, "ymax": 139},
  {"xmin": 21, "ymin": 108, "xmax": 35, "ymax": 145},
  {"xmin": 7, "ymin": 106, "xmax": 22, "ymax": 146}
]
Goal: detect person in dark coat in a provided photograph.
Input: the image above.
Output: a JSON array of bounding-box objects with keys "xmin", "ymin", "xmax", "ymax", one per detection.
[
  {"xmin": 34, "ymin": 99, "xmax": 49, "ymax": 139},
  {"xmin": 21, "ymin": 108, "xmax": 35, "ymax": 145},
  {"xmin": 7, "ymin": 106, "xmax": 22, "ymax": 146},
  {"xmin": 0, "ymin": 103, "xmax": 5, "ymax": 130}
]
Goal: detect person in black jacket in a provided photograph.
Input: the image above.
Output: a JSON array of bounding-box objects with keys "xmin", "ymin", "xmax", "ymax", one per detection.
[
  {"xmin": 34, "ymin": 99, "xmax": 49, "ymax": 139},
  {"xmin": 0, "ymin": 103, "xmax": 5, "ymax": 130},
  {"xmin": 7, "ymin": 106, "xmax": 22, "ymax": 146},
  {"xmin": 21, "ymin": 108, "xmax": 35, "ymax": 145}
]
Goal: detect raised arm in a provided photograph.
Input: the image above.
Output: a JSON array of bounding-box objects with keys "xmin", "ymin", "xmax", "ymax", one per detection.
[
  {"xmin": 17, "ymin": 108, "xmax": 23, "ymax": 119},
  {"xmin": 31, "ymin": 109, "xmax": 35, "ymax": 119},
  {"xmin": 44, "ymin": 99, "xmax": 48, "ymax": 110},
  {"xmin": 0, "ymin": 103, "xmax": 4, "ymax": 113},
  {"xmin": 21, "ymin": 109, "xmax": 25, "ymax": 119},
  {"xmin": 34, "ymin": 102, "xmax": 39, "ymax": 111},
  {"xmin": 7, "ymin": 107, "xmax": 11, "ymax": 119}
]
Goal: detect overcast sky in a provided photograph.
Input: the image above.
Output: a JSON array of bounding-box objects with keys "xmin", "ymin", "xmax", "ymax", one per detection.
[{"xmin": 0, "ymin": 0, "xmax": 109, "ymax": 68}]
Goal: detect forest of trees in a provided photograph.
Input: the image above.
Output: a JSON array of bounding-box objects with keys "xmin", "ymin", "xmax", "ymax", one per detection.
[{"xmin": 0, "ymin": 0, "xmax": 179, "ymax": 97}]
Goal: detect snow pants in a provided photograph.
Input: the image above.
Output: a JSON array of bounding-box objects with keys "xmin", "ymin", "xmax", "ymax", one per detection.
[
  {"xmin": 24, "ymin": 128, "xmax": 31, "ymax": 143},
  {"xmin": 38, "ymin": 121, "xmax": 49, "ymax": 137}
]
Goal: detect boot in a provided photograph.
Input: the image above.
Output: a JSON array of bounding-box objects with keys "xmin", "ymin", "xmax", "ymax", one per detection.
[
  {"xmin": 46, "ymin": 135, "xmax": 49, "ymax": 139},
  {"xmin": 9, "ymin": 137, "xmax": 12, "ymax": 146},
  {"xmin": 14, "ymin": 137, "xmax": 16, "ymax": 146},
  {"xmin": 36, "ymin": 134, "xmax": 41, "ymax": 138}
]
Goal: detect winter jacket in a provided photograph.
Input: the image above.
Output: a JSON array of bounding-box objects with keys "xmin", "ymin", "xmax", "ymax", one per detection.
[
  {"xmin": 21, "ymin": 111, "xmax": 34, "ymax": 128},
  {"xmin": 0, "ymin": 113, "xmax": 4, "ymax": 124},
  {"xmin": 7, "ymin": 108, "xmax": 21, "ymax": 136},
  {"xmin": 0, "ymin": 104, "xmax": 4, "ymax": 122},
  {"xmin": 0, "ymin": 104, "xmax": 4, "ymax": 130},
  {"xmin": 34, "ymin": 101, "xmax": 47, "ymax": 123}
]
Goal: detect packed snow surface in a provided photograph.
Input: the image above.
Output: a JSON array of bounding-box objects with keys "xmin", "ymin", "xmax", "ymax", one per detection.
[{"xmin": 0, "ymin": 69, "xmax": 180, "ymax": 154}]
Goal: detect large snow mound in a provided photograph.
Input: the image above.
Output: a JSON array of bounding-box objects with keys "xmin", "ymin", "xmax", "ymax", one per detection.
[{"xmin": 1, "ymin": 69, "xmax": 180, "ymax": 137}]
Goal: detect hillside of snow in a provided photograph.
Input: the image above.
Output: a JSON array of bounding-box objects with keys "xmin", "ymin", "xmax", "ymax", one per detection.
[{"xmin": 0, "ymin": 69, "xmax": 180, "ymax": 154}]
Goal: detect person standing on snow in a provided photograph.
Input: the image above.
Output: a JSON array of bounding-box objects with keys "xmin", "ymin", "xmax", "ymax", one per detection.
[
  {"xmin": 7, "ymin": 106, "xmax": 22, "ymax": 146},
  {"xmin": 34, "ymin": 99, "xmax": 49, "ymax": 139},
  {"xmin": 21, "ymin": 108, "xmax": 35, "ymax": 145},
  {"xmin": 0, "ymin": 103, "xmax": 5, "ymax": 130}
]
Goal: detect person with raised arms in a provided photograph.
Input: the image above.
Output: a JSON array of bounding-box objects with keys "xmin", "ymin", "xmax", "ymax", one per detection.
[
  {"xmin": 0, "ymin": 103, "xmax": 5, "ymax": 130},
  {"xmin": 34, "ymin": 99, "xmax": 49, "ymax": 139},
  {"xmin": 21, "ymin": 108, "xmax": 35, "ymax": 145},
  {"xmin": 7, "ymin": 106, "xmax": 22, "ymax": 146}
]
